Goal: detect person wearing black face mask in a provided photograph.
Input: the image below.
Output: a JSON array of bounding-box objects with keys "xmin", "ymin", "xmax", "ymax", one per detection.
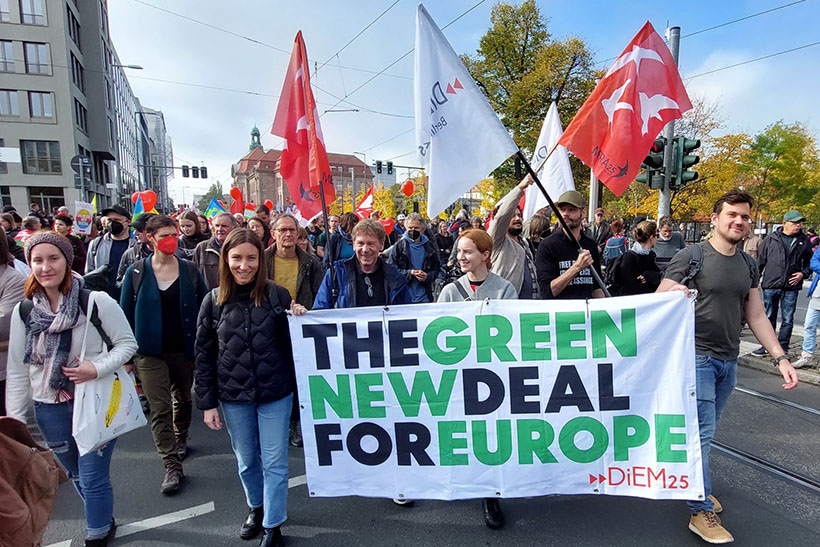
[
  {"xmin": 86, "ymin": 205, "xmax": 137, "ymax": 300},
  {"xmin": 384, "ymin": 213, "xmax": 440, "ymax": 303}
]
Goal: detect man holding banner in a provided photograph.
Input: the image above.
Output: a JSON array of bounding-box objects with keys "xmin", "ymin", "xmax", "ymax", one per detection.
[{"xmin": 659, "ymin": 189, "xmax": 798, "ymax": 544}]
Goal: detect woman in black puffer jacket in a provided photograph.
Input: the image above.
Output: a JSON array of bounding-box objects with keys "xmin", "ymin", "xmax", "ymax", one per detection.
[{"xmin": 195, "ymin": 228, "xmax": 306, "ymax": 547}]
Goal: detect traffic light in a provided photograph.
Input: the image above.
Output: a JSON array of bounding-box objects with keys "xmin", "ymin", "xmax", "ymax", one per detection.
[
  {"xmin": 200, "ymin": 166, "xmax": 208, "ymax": 179},
  {"xmin": 387, "ymin": 161, "xmax": 393, "ymax": 175},
  {"xmin": 192, "ymin": 166, "xmax": 200, "ymax": 178},
  {"xmin": 182, "ymin": 165, "xmax": 189, "ymax": 178},
  {"xmin": 376, "ymin": 160, "xmax": 383, "ymax": 174},
  {"xmin": 635, "ymin": 137, "xmax": 666, "ymax": 189},
  {"xmin": 672, "ymin": 136, "xmax": 700, "ymax": 189}
]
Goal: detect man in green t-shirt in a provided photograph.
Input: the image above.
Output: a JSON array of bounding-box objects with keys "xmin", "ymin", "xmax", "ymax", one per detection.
[
  {"xmin": 316, "ymin": 214, "xmax": 339, "ymax": 258},
  {"xmin": 658, "ymin": 189, "xmax": 798, "ymax": 544}
]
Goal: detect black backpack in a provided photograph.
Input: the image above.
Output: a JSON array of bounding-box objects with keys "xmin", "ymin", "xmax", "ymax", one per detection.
[
  {"xmin": 604, "ymin": 252, "xmax": 628, "ymax": 295},
  {"xmin": 18, "ymin": 289, "xmax": 112, "ymax": 350},
  {"xmin": 209, "ymin": 284, "xmax": 291, "ymax": 330}
]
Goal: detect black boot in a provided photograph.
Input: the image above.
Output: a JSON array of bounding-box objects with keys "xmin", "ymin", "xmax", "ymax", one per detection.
[
  {"xmin": 240, "ymin": 506, "xmax": 264, "ymax": 540},
  {"xmin": 85, "ymin": 519, "xmax": 116, "ymax": 546},
  {"xmin": 259, "ymin": 526, "xmax": 283, "ymax": 547},
  {"xmin": 483, "ymin": 498, "xmax": 503, "ymax": 529}
]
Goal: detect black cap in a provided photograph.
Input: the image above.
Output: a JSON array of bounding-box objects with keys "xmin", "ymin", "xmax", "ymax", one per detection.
[
  {"xmin": 2, "ymin": 205, "xmax": 16, "ymax": 214},
  {"xmin": 100, "ymin": 204, "xmax": 132, "ymax": 220}
]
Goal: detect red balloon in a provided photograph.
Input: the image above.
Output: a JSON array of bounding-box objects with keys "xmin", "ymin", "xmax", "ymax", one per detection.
[
  {"xmin": 379, "ymin": 218, "xmax": 395, "ymax": 235},
  {"xmin": 142, "ymin": 190, "xmax": 157, "ymax": 212},
  {"xmin": 230, "ymin": 187, "xmax": 243, "ymax": 200},
  {"xmin": 245, "ymin": 202, "xmax": 256, "ymax": 211},
  {"xmin": 264, "ymin": 199, "xmax": 274, "ymax": 211},
  {"xmin": 401, "ymin": 180, "xmax": 414, "ymax": 197}
]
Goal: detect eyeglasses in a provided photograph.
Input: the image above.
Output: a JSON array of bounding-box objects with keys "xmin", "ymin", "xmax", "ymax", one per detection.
[
  {"xmin": 276, "ymin": 227, "xmax": 297, "ymax": 233},
  {"xmin": 364, "ymin": 275, "xmax": 373, "ymax": 298}
]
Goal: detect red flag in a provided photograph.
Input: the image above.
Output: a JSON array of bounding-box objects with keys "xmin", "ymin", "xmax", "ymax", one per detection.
[
  {"xmin": 558, "ymin": 22, "xmax": 691, "ymax": 196},
  {"xmin": 272, "ymin": 31, "xmax": 335, "ymax": 219},
  {"xmin": 354, "ymin": 185, "xmax": 374, "ymax": 219}
]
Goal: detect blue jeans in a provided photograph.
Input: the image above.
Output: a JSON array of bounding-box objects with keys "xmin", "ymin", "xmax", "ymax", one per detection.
[
  {"xmin": 34, "ymin": 400, "xmax": 116, "ymax": 539},
  {"xmin": 762, "ymin": 289, "xmax": 799, "ymax": 351},
  {"xmin": 688, "ymin": 355, "xmax": 737, "ymax": 514},
  {"xmin": 802, "ymin": 308, "xmax": 820, "ymax": 354},
  {"xmin": 221, "ymin": 394, "xmax": 292, "ymax": 528}
]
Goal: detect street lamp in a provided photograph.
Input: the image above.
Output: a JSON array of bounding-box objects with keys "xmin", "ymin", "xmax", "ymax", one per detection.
[{"xmin": 113, "ymin": 64, "xmax": 143, "ymax": 70}]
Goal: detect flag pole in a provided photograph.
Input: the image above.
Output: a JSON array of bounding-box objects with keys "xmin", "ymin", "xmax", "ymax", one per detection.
[
  {"xmin": 317, "ymin": 173, "xmax": 339, "ymax": 305},
  {"xmin": 516, "ymin": 150, "xmax": 611, "ymax": 297}
]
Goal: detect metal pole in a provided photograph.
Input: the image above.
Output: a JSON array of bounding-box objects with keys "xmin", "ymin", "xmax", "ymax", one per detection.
[
  {"xmin": 588, "ymin": 171, "xmax": 599, "ymax": 223},
  {"xmin": 658, "ymin": 26, "xmax": 680, "ymax": 219},
  {"xmin": 350, "ymin": 167, "xmax": 356, "ymax": 211},
  {"xmin": 517, "ymin": 151, "xmax": 611, "ymax": 297}
]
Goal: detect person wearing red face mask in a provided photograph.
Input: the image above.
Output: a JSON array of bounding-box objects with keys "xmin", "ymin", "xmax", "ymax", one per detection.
[{"xmin": 120, "ymin": 215, "xmax": 208, "ymax": 496}]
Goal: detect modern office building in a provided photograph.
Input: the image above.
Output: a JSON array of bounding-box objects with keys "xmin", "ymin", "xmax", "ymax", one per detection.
[{"xmin": 0, "ymin": 0, "xmax": 168, "ymax": 214}]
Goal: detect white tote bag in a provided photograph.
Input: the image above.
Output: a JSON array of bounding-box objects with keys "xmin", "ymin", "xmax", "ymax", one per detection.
[{"xmin": 72, "ymin": 292, "xmax": 146, "ymax": 456}]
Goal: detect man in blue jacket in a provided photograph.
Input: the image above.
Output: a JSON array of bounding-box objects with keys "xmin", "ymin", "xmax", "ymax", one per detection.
[
  {"xmin": 314, "ymin": 219, "xmax": 409, "ymax": 310},
  {"xmin": 120, "ymin": 215, "xmax": 207, "ymax": 496},
  {"xmin": 384, "ymin": 212, "xmax": 440, "ymax": 303}
]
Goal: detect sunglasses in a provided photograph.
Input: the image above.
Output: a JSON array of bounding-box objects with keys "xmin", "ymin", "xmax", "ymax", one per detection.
[{"xmin": 364, "ymin": 275, "xmax": 374, "ymax": 298}]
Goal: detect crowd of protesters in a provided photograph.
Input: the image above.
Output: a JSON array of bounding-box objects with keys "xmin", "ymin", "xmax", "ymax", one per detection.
[{"xmin": 0, "ymin": 185, "xmax": 810, "ymax": 545}]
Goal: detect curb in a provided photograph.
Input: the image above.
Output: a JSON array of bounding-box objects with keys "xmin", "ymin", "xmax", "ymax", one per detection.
[{"xmin": 738, "ymin": 355, "xmax": 820, "ymax": 387}]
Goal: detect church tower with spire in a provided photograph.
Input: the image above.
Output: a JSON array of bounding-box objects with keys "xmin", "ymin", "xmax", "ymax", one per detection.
[{"xmin": 249, "ymin": 124, "xmax": 263, "ymax": 152}]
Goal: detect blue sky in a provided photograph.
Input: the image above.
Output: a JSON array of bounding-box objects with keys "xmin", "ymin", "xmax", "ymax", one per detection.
[{"xmin": 107, "ymin": 0, "xmax": 818, "ymax": 206}]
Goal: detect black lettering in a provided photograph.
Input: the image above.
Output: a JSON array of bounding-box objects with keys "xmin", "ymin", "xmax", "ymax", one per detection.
[
  {"xmin": 395, "ymin": 422, "xmax": 434, "ymax": 466},
  {"xmin": 389, "ymin": 319, "xmax": 419, "ymax": 367},
  {"xmin": 509, "ymin": 366, "xmax": 540, "ymax": 414},
  {"xmin": 347, "ymin": 422, "xmax": 392, "ymax": 466},
  {"xmin": 598, "ymin": 363, "xmax": 630, "ymax": 411},
  {"xmin": 545, "ymin": 365, "xmax": 594, "ymax": 413},
  {"xmin": 431, "ymin": 81, "xmax": 448, "ymax": 106},
  {"xmin": 302, "ymin": 324, "xmax": 338, "ymax": 370},
  {"xmin": 463, "ymin": 368, "xmax": 505, "ymax": 415},
  {"xmin": 315, "ymin": 423, "xmax": 343, "ymax": 466},
  {"xmin": 342, "ymin": 321, "xmax": 384, "ymax": 369}
]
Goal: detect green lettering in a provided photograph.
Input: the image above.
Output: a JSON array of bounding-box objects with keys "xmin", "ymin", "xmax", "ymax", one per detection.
[
  {"xmin": 591, "ymin": 309, "xmax": 637, "ymax": 358},
  {"xmin": 354, "ymin": 373, "xmax": 385, "ymax": 419},
  {"xmin": 655, "ymin": 414, "xmax": 687, "ymax": 463},
  {"xmin": 612, "ymin": 415, "xmax": 650, "ymax": 461},
  {"xmin": 520, "ymin": 313, "xmax": 551, "ymax": 361},
  {"xmin": 423, "ymin": 317, "xmax": 471, "ymax": 365},
  {"xmin": 559, "ymin": 416, "xmax": 609, "ymax": 463},
  {"xmin": 308, "ymin": 374, "xmax": 352, "ymax": 420},
  {"xmin": 555, "ymin": 311, "xmax": 587, "ymax": 360},
  {"xmin": 387, "ymin": 370, "xmax": 457, "ymax": 417},
  {"xmin": 475, "ymin": 315, "xmax": 516, "ymax": 363},
  {"xmin": 438, "ymin": 420, "xmax": 468, "ymax": 466},
  {"xmin": 472, "ymin": 420, "xmax": 512, "ymax": 465},
  {"xmin": 516, "ymin": 419, "xmax": 558, "ymax": 464}
]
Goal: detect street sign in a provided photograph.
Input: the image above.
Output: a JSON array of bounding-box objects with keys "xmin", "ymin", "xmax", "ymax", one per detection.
[
  {"xmin": 70, "ymin": 154, "xmax": 90, "ymax": 174},
  {"xmin": 0, "ymin": 147, "xmax": 21, "ymax": 163}
]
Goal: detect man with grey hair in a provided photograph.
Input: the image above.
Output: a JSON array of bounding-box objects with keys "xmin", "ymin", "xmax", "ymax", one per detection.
[
  {"xmin": 654, "ymin": 216, "xmax": 686, "ymax": 271},
  {"xmin": 384, "ymin": 212, "xmax": 440, "ymax": 303},
  {"xmin": 194, "ymin": 212, "xmax": 237, "ymax": 289}
]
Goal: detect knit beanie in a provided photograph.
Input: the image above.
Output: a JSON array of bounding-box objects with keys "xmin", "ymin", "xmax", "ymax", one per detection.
[{"xmin": 24, "ymin": 231, "xmax": 74, "ymax": 266}]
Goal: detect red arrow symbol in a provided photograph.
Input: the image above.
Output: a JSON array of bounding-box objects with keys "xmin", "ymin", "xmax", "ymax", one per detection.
[
  {"xmin": 589, "ymin": 474, "xmax": 597, "ymax": 484},
  {"xmin": 598, "ymin": 474, "xmax": 606, "ymax": 484}
]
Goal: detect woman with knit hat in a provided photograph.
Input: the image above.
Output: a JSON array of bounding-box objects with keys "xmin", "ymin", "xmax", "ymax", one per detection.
[{"xmin": 5, "ymin": 232, "xmax": 138, "ymax": 547}]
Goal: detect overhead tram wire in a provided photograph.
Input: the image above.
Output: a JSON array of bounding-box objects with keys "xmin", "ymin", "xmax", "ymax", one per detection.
[
  {"xmin": 594, "ymin": 0, "xmax": 808, "ymax": 66},
  {"xmin": 129, "ymin": 0, "xmax": 411, "ymax": 81},
  {"xmin": 684, "ymin": 40, "xmax": 820, "ymax": 80}
]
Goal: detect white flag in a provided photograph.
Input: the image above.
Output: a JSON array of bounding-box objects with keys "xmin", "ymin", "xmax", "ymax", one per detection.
[
  {"xmin": 415, "ymin": 3, "xmax": 518, "ymax": 219},
  {"xmin": 523, "ymin": 102, "xmax": 575, "ymax": 220}
]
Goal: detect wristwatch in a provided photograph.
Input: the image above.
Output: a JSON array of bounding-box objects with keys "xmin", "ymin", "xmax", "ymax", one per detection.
[{"xmin": 774, "ymin": 354, "xmax": 790, "ymax": 365}]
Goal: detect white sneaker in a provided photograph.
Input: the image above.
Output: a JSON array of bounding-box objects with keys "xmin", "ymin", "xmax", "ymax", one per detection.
[{"xmin": 793, "ymin": 352, "xmax": 814, "ymax": 369}]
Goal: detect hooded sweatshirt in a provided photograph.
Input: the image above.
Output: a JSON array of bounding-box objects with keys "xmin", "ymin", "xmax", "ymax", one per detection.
[{"xmin": 405, "ymin": 232, "xmax": 429, "ymax": 303}]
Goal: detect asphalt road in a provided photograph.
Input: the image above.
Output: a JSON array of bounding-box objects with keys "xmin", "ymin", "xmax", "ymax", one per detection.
[{"xmin": 40, "ymin": 363, "xmax": 820, "ymax": 547}]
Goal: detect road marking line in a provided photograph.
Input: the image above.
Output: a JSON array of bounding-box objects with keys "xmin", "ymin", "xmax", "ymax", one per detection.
[
  {"xmin": 115, "ymin": 501, "xmax": 215, "ymax": 538},
  {"xmin": 289, "ymin": 474, "xmax": 307, "ymax": 488},
  {"xmin": 46, "ymin": 542, "xmax": 72, "ymax": 547}
]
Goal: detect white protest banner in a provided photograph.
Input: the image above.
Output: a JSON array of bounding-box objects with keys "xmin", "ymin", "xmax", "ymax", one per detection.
[
  {"xmin": 290, "ymin": 292, "xmax": 704, "ymax": 501},
  {"xmin": 74, "ymin": 201, "xmax": 94, "ymax": 235},
  {"xmin": 414, "ymin": 3, "xmax": 519, "ymax": 219}
]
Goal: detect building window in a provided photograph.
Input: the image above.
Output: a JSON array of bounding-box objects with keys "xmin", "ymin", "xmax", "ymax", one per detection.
[
  {"xmin": 0, "ymin": 139, "xmax": 7, "ymax": 175},
  {"xmin": 29, "ymin": 91, "xmax": 53, "ymax": 118},
  {"xmin": 0, "ymin": 186, "xmax": 10, "ymax": 207},
  {"xmin": 0, "ymin": 1, "xmax": 10, "ymax": 23},
  {"xmin": 21, "ymin": 140, "xmax": 61, "ymax": 174},
  {"xmin": 20, "ymin": 0, "xmax": 45, "ymax": 25},
  {"xmin": 28, "ymin": 186, "xmax": 65, "ymax": 213},
  {"xmin": 0, "ymin": 41, "xmax": 13, "ymax": 72},
  {"xmin": 108, "ymin": 117, "xmax": 115, "ymax": 148},
  {"xmin": 24, "ymin": 42, "xmax": 51, "ymax": 75},
  {"xmin": 74, "ymin": 99, "xmax": 87, "ymax": 131},
  {"xmin": 105, "ymin": 78, "xmax": 111, "ymax": 109},
  {"xmin": 70, "ymin": 53, "xmax": 84, "ymax": 92},
  {"xmin": 66, "ymin": 5, "xmax": 81, "ymax": 49},
  {"xmin": 0, "ymin": 90, "xmax": 19, "ymax": 116}
]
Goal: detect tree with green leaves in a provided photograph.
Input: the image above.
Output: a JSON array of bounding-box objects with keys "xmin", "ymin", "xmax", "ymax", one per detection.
[
  {"xmin": 197, "ymin": 181, "xmax": 224, "ymax": 213},
  {"xmin": 462, "ymin": 0, "xmax": 599, "ymax": 198}
]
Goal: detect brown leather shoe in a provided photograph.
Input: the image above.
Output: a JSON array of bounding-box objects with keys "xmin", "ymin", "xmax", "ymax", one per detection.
[{"xmin": 160, "ymin": 460, "xmax": 184, "ymax": 495}]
